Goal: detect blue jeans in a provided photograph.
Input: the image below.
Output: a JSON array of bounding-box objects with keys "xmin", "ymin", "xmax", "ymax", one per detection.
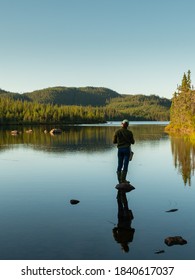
[{"xmin": 117, "ymin": 147, "xmax": 130, "ymax": 173}]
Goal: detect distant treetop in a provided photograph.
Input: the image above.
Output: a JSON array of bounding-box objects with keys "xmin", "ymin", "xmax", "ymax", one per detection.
[{"xmin": 177, "ymin": 70, "xmax": 193, "ymax": 93}]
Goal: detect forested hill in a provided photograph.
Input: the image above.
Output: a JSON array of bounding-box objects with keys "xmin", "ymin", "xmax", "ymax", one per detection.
[
  {"xmin": 106, "ymin": 94, "xmax": 171, "ymax": 121},
  {"xmin": 24, "ymin": 87, "xmax": 120, "ymax": 106},
  {"xmin": 0, "ymin": 86, "xmax": 120, "ymax": 106},
  {"xmin": 0, "ymin": 86, "xmax": 170, "ymax": 108},
  {"xmin": 0, "ymin": 88, "xmax": 23, "ymax": 100},
  {"xmin": 0, "ymin": 86, "xmax": 171, "ymax": 122}
]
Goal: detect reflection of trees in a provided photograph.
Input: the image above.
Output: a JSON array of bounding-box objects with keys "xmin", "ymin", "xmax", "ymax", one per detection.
[
  {"xmin": 0, "ymin": 124, "xmax": 167, "ymax": 154},
  {"xmin": 0, "ymin": 126, "xmax": 115, "ymax": 153},
  {"xmin": 170, "ymin": 137, "xmax": 195, "ymax": 186},
  {"xmin": 131, "ymin": 124, "xmax": 167, "ymax": 142}
]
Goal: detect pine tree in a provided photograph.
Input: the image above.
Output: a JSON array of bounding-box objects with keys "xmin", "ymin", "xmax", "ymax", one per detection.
[
  {"xmin": 187, "ymin": 70, "xmax": 191, "ymax": 89},
  {"xmin": 181, "ymin": 73, "xmax": 188, "ymax": 91},
  {"xmin": 165, "ymin": 70, "xmax": 195, "ymax": 135},
  {"xmin": 179, "ymin": 70, "xmax": 191, "ymax": 92}
]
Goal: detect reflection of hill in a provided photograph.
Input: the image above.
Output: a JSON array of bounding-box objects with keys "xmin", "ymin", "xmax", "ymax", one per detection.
[
  {"xmin": 170, "ymin": 137, "xmax": 195, "ymax": 186},
  {"xmin": 0, "ymin": 124, "xmax": 167, "ymax": 154},
  {"xmin": 130, "ymin": 124, "xmax": 167, "ymax": 142}
]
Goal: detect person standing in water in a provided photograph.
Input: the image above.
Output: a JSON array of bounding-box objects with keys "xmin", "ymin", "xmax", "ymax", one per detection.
[{"xmin": 113, "ymin": 119, "xmax": 135, "ymax": 183}]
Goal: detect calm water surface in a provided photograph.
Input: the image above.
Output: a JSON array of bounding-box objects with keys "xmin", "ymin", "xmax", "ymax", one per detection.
[{"xmin": 0, "ymin": 122, "xmax": 194, "ymax": 260}]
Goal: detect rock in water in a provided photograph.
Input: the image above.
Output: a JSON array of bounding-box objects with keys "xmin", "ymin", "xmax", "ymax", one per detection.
[
  {"xmin": 164, "ymin": 236, "xmax": 187, "ymax": 246},
  {"xmin": 11, "ymin": 130, "xmax": 19, "ymax": 135},
  {"xmin": 70, "ymin": 199, "xmax": 80, "ymax": 205},
  {"xmin": 115, "ymin": 183, "xmax": 135, "ymax": 193},
  {"xmin": 50, "ymin": 128, "xmax": 62, "ymax": 135}
]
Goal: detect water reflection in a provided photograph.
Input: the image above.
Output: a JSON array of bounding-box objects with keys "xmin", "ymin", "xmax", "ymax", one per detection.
[
  {"xmin": 2, "ymin": 123, "xmax": 194, "ymax": 187},
  {"xmin": 112, "ymin": 190, "xmax": 135, "ymax": 253},
  {"xmin": 0, "ymin": 124, "xmax": 167, "ymax": 154},
  {"xmin": 170, "ymin": 137, "xmax": 195, "ymax": 186},
  {"xmin": 1, "ymin": 122, "xmax": 195, "ymax": 260}
]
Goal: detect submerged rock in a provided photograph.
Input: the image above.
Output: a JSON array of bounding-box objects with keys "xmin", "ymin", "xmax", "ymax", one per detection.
[
  {"xmin": 50, "ymin": 128, "xmax": 62, "ymax": 135},
  {"xmin": 154, "ymin": 250, "xmax": 165, "ymax": 254},
  {"xmin": 26, "ymin": 129, "xmax": 33, "ymax": 133},
  {"xmin": 11, "ymin": 130, "xmax": 19, "ymax": 135},
  {"xmin": 164, "ymin": 236, "xmax": 187, "ymax": 246},
  {"xmin": 165, "ymin": 208, "xmax": 178, "ymax": 213},
  {"xmin": 70, "ymin": 199, "xmax": 80, "ymax": 205}
]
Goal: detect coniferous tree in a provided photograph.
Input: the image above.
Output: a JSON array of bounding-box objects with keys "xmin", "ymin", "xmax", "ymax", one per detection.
[
  {"xmin": 181, "ymin": 73, "xmax": 188, "ymax": 91},
  {"xmin": 165, "ymin": 70, "xmax": 195, "ymax": 135},
  {"xmin": 187, "ymin": 70, "xmax": 191, "ymax": 89},
  {"xmin": 179, "ymin": 70, "xmax": 191, "ymax": 92}
]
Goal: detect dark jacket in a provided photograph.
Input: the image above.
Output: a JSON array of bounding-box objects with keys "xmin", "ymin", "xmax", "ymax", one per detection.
[{"xmin": 113, "ymin": 127, "xmax": 135, "ymax": 148}]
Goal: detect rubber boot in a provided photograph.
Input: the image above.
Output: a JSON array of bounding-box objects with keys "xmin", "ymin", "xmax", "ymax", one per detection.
[
  {"xmin": 117, "ymin": 171, "xmax": 122, "ymax": 183},
  {"xmin": 121, "ymin": 170, "xmax": 130, "ymax": 183}
]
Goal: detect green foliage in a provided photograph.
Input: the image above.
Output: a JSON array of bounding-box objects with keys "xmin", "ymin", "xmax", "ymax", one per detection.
[
  {"xmin": 23, "ymin": 86, "xmax": 120, "ymax": 106},
  {"xmin": 0, "ymin": 97, "xmax": 106, "ymax": 124},
  {"xmin": 105, "ymin": 94, "xmax": 170, "ymax": 121},
  {"xmin": 0, "ymin": 88, "xmax": 25, "ymax": 101},
  {"xmin": 187, "ymin": 70, "xmax": 192, "ymax": 89},
  {"xmin": 165, "ymin": 70, "xmax": 195, "ymax": 135},
  {"xmin": 0, "ymin": 86, "xmax": 171, "ymax": 124},
  {"xmin": 177, "ymin": 70, "xmax": 192, "ymax": 92}
]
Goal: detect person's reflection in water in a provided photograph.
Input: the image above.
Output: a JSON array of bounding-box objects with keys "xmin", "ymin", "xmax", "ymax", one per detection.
[{"xmin": 112, "ymin": 190, "xmax": 135, "ymax": 253}]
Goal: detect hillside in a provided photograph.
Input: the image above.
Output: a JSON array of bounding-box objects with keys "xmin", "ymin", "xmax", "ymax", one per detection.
[
  {"xmin": 0, "ymin": 88, "xmax": 25, "ymax": 100},
  {"xmin": 0, "ymin": 86, "xmax": 171, "ymax": 123},
  {"xmin": 106, "ymin": 94, "xmax": 171, "ymax": 121},
  {"xmin": 22, "ymin": 86, "xmax": 120, "ymax": 106}
]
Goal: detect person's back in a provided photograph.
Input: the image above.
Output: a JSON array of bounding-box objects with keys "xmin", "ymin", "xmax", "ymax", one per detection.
[
  {"xmin": 113, "ymin": 127, "xmax": 134, "ymax": 148},
  {"xmin": 113, "ymin": 120, "xmax": 135, "ymax": 183}
]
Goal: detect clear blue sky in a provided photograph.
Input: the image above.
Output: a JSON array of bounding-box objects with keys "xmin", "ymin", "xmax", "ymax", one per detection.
[{"xmin": 1, "ymin": 0, "xmax": 195, "ymax": 98}]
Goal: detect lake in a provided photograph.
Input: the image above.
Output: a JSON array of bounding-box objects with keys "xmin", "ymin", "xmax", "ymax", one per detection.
[{"xmin": 0, "ymin": 122, "xmax": 194, "ymax": 260}]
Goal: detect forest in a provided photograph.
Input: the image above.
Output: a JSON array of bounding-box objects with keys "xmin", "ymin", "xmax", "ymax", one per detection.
[
  {"xmin": 165, "ymin": 70, "xmax": 195, "ymax": 139},
  {"xmin": 0, "ymin": 86, "xmax": 171, "ymax": 124}
]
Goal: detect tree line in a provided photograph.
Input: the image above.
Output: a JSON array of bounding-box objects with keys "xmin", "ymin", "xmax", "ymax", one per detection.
[
  {"xmin": 0, "ymin": 97, "xmax": 107, "ymax": 124},
  {"xmin": 0, "ymin": 85, "xmax": 172, "ymax": 124},
  {"xmin": 106, "ymin": 94, "xmax": 170, "ymax": 121},
  {"xmin": 165, "ymin": 70, "xmax": 195, "ymax": 138},
  {"xmin": 0, "ymin": 94, "xmax": 171, "ymax": 125}
]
